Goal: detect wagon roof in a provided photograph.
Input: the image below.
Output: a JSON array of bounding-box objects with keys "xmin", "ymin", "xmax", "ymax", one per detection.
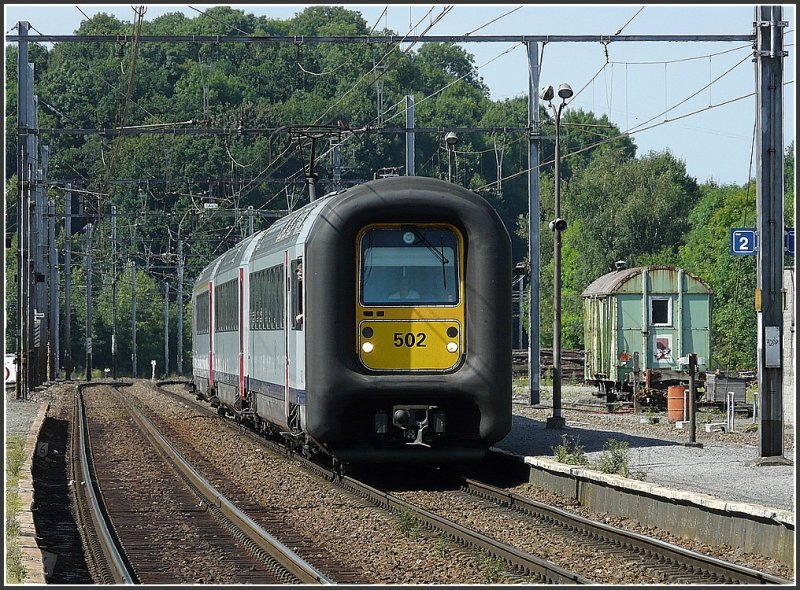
[{"xmin": 581, "ymin": 265, "xmax": 711, "ymax": 297}]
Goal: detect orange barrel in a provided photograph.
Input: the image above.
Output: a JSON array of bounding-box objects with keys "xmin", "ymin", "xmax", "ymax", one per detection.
[{"xmin": 667, "ymin": 385, "xmax": 687, "ymax": 423}]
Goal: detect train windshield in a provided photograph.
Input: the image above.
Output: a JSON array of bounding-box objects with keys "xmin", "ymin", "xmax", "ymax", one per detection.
[{"xmin": 360, "ymin": 226, "xmax": 459, "ymax": 305}]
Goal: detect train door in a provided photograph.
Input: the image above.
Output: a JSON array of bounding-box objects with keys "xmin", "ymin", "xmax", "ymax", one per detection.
[
  {"xmin": 285, "ymin": 253, "xmax": 305, "ymax": 431},
  {"xmin": 208, "ymin": 281, "xmax": 215, "ymax": 392},
  {"xmin": 617, "ymin": 294, "xmax": 642, "ymax": 384}
]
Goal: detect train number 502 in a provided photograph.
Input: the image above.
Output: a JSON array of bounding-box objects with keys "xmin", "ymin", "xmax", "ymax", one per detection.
[{"xmin": 393, "ymin": 332, "xmax": 427, "ymax": 347}]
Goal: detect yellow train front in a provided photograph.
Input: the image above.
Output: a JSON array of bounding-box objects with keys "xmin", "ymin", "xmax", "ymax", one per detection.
[{"xmin": 304, "ymin": 176, "xmax": 512, "ymax": 463}]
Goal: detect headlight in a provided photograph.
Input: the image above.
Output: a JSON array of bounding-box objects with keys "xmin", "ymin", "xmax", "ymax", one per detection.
[
  {"xmin": 362, "ymin": 342, "xmax": 374, "ymax": 353},
  {"xmin": 446, "ymin": 342, "xmax": 458, "ymax": 353}
]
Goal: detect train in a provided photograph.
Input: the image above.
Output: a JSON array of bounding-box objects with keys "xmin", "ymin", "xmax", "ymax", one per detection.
[{"xmin": 191, "ymin": 176, "xmax": 513, "ymax": 466}]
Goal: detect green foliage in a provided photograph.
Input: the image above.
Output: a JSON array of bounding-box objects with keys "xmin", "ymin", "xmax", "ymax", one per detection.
[
  {"xmin": 476, "ymin": 550, "xmax": 507, "ymax": 584},
  {"xmin": 434, "ymin": 535, "xmax": 450, "ymax": 558},
  {"xmin": 5, "ymin": 6, "xmax": 795, "ymax": 377},
  {"xmin": 396, "ymin": 506, "xmax": 421, "ymax": 538},
  {"xmin": 593, "ymin": 438, "xmax": 630, "ymax": 475},
  {"xmin": 6, "ymin": 435, "xmax": 27, "ymax": 583},
  {"xmin": 676, "ymin": 183, "xmax": 757, "ymax": 371},
  {"xmin": 593, "ymin": 439, "xmax": 647, "ymax": 480},
  {"xmin": 552, "ymin": 433, "xmax": 588, "ymax": 466}
]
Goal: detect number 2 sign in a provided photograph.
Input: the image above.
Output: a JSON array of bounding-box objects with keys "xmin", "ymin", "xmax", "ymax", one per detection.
[{"xmin": 730, "ymin": 228, "xmax": 757, "ymax": 256}]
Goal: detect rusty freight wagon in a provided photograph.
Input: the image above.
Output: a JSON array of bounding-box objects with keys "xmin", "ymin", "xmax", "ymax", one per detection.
[{"xmin": 582, "ymin": 263, "xmax": 712, "ymax": 402}]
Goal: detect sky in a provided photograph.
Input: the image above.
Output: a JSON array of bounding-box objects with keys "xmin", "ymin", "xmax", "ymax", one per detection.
[{"xmin": 3, "ymin": 3, "xmax": 796, "ymax": 186}]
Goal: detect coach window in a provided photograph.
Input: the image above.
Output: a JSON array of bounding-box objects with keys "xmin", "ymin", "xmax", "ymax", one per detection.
[
  {"xmin": 649, "ymin": 296, "xmax": 672, "ymax": 326},
  {"xmin": 359, "ymin": 226, "xmax": 459, "ymax": 306},
  {"xmin": 291, "ymin": 258, "xmax": 303, "ymax": 329}
]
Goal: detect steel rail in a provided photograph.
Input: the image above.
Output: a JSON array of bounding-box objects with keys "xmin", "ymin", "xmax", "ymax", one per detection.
[
  {"xmin": 154, "ymin": 381, "xmax": 591, "ymax": 584},
  {"xmin": 75, "ymin": 384, "xmax": 137, "ymax": 584},
  {"xmin": 156, "ymin": 380, "xmax": 792, "ymax": 584},
  {"xmin": 305, "ymin": 461, "xmax": 594, "ymax": 584},
  {"xmin": 464, "ymin": 478, "xmax": 794, "ymax": 585},
  {"xmin": 109, "ymin": 385, "xmax": 335, "ymax": 585}
]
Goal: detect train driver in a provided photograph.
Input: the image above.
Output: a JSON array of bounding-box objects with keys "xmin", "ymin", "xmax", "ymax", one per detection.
[{"xmin": 388, "ymin": 277, "xmax": 421, "ymax": 300}]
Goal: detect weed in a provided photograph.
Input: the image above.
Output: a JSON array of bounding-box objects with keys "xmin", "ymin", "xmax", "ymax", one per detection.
[
  {"xmin": 552, "ymin": 433, "xmax": 588, "ymax": 466},
  {"xmin": 396, "ymin": 507, "xmax": 421, "ymax": 538},
  {"xmin": 6, "ymin": 435, "xmax": 26, "ymax": 481},
  {"xmin": 434, "ymin": 535, "xmax": 450, "ymax": 558},
  {"xmin": 594, "ymin": 438, "xmax": 641, "ymax": 478},
  {"xmin": 477, "ymin": 550, "xmax": 506, "ymax": 584},
  {"xmin": 5, "ymin": 435, "xmax": 27, "ymax": 583}
]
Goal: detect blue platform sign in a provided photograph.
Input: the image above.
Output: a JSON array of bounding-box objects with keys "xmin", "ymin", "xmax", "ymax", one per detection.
[
  {"xmin": 730, "ymin": 228, "xmax": 757, "ymax": 256},
  {"xmin": 787, "ymin": 228, "xmax": 795, "ymax": 257}
]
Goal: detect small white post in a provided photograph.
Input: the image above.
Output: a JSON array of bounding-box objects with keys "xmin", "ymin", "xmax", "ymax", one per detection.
[
  {"xmin": 151, "ymin": 360, "xmax": 156, "ymax": 381},
  {"xmin": 726, "ymin": 391, "xmax": 735, "ymax": 432},
  {"xmin": 683, "ymin": 388, "xmax": 689, "ymax": 422},
  {"xmin": 752, "ymin": 392, "xmax": 759, "ymax": 423}
]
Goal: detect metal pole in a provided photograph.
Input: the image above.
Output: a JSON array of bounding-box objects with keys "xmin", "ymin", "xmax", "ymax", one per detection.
[
  {"xmin": 307, "ymin": 137, "xmax": 318, "ymax": 201},
  {"xmin": 518, "ymin": 275, "xmax": 524, "ymax": 348},
  {"xmin": 248, "ymin": 205, "xmax": 254, "ymax": 236},
  {"xmin": 112, "ymin": 205, "xmax": 118, "ymax": 379},
  {"xmin": 754, "ymin": 4, "xmax": 787, "ymax": 462},
  {"xmin": 405, "ymin": 95, "xmax": 415, "ymax": 176},
  {"xmin": 177, "ymin": 240, "xmax": 184, "ymax": 376},
  {"xmin": 48, "ymin": 198, "xmax": 58, "ymax": 381},
  {"xmin": 447, "ymin": 145, "xmax": 456, "ymax": 183},
  {"xmin": 37, "ymin": 143, "xmax": 48, "ymax": 385},
  {"xmin": 64, "ymin": 183, "xmax": 72, "ymax": 380},
  {"xmin": 547, "ymin": 102, "xmax": 566, "ymax": 429},
  {"xmin": 332, "ymin": 139, "xmax": 342, "ymax": 190},
  {"xmin": 687, "ymin": 353, "xmax": 700, "ymax": 446},
  {"xmin": 85, "ymin": 223, "xmax": 93, "ymax": 381},
  {"xmin": 633, "ymin": 352, "xmax": 640, "ymax": 413},
  {"xmin": 14, "ymin": 22, "xmax": 29, "ymax": 400},
  {"xmin": 131, "ymin": 261, "xmax": 137, "ymax": 378},
  {"xmin": 164, "ymin": 281, "xmax": 170, "ymax": 377},
  {"xmin": 526, "ymin": 41, "xmax": 541, "ymax": 406}
]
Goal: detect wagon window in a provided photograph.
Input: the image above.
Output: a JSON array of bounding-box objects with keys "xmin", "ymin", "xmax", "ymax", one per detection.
[
  {"xmin": 359, "ymin": 226, "xmax": 459, "ymax": 306},
  {"xmin": 650, "ymin": 297, "xmax": 672, "ymax": 326}
]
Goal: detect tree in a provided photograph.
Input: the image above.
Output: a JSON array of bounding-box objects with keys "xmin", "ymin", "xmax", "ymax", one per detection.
[{"xmin": 677, "ymin": 183, "xmax": 757, "ymax": 371}]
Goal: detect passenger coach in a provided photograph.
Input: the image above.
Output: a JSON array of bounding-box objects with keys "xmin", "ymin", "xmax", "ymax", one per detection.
[{"xmin": 192, "ymin": 176, "xmax": 512, "ymax": 464}]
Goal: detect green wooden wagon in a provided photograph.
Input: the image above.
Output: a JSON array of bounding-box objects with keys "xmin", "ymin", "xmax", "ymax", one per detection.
[{"xmin": 582, "ymin": 264, "xmax": 712, "ymax": 402}]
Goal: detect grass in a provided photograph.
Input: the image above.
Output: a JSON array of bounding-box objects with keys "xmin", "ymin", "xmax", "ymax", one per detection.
[
  {"xmin": 5, "ymin": 434, "xmax": 28, "ymax": 583},
  {"xmin": 476, "ymin": 550, "xmax": 507, "ymax": 583},
  {"xmin": 433, "ymin": 535, "xmax": 450, "ymax": 558},
  {"xmin": 552, "ymin": 434, "xmax": 647, "ymax": 480},
  {"xmin": 552, "ymin": 433, "xmax": 589, "ymax": 466},
  {"xmin": 396, "ymin": 506, "xmax": 422, "ymax": 539},
  {"xmin": 593, "ymin": 439, "xmax": 647, "ymax": 481}
]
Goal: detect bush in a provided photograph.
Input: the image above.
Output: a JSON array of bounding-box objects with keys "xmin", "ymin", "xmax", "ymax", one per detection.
[
  {"xmin": 552, "ymin": 433, "xmax": 588, "ymax": 466},
  {"xmin": 593, "ymin": 438, "xmax": 646, "ymax": 480}
]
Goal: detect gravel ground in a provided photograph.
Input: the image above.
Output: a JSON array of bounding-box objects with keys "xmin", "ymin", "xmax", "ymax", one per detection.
[
  {"xmin": 5, "ymin": 380, "xmax": 795, "ymax": 583},
  {"xmin": 7, "ymin": 382, "xmax": 796, "ymax": 512},
  {"xmin": 497, "ymin": 384, "xmax": 796, "ymax": 512}
]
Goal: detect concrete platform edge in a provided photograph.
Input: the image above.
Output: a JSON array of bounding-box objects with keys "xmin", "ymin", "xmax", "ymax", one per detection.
[
  {"xmin": 15, "ymin": 401, "xmax": 49, "ymax": 585},
  {"xmin": 490, "ymin": 447, "xmax": 795, "ymax": 567}
]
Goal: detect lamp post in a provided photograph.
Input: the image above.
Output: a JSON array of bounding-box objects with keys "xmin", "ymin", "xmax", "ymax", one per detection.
[
  {"xmin": 541, "ymin": 82, "xmax": 572, "ymax": 429},
  {"xmin": 445, "ymin": 131, "xmax": 458, "ymax": 183}
]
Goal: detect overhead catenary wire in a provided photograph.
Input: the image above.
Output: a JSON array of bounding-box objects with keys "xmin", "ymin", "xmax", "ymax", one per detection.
[{"xmin": 14, "ymin": 9, "xmax": 788, "ymax": 253}]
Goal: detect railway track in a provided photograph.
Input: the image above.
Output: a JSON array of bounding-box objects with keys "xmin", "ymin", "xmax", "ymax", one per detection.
[
  {"xmin": 154, "ymin": 381, "xmax": 590, "ymax": 583},
  {"xmin": 154, "ymin": 380, "xmax": 792, "ymax": 585},
  {"xmin": 460, "ymin": 479, "xmax": 792, "ymax": 585},
  {"xmin": 73, "ymin": 382, "xmax": 338, "ymax": 584}
]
